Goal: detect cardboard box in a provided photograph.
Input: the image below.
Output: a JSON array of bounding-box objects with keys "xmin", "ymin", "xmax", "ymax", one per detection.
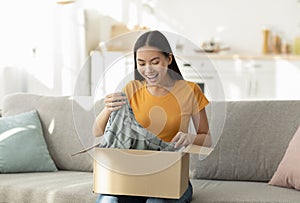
[{"xmin": 93, "ymin": 145, "xmax": 212, "ymax": 199}]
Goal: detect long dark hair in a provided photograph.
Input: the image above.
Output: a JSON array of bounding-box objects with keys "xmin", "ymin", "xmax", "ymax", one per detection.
[{"xmin": 133, "ymin": 30, "xmax": 183, "ymax": 81}]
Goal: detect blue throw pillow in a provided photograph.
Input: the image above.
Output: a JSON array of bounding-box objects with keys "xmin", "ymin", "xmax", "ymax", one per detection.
[{"xmin": 0, "ymin": 110, "xmax": 57, "ymax": 173}]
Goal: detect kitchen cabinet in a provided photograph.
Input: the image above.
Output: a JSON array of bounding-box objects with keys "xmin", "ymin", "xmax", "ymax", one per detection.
[
  {"xmin": 246, "ymin": 60, "xmax": 276, "ymax": 100},
  {"xmin": 179, "ymin": 58, "xmax": 277, "ymax": 101},
  {"xmin": 275, "ymin": 60, "xmax": 300, "ymax": 100},
  {"xmin": 212, "ymin": 59, "xmax": 276, "ymax": 100},
  {"xmin": 212, "ymin": 59, "xmax": 251, "ymax": 100}
]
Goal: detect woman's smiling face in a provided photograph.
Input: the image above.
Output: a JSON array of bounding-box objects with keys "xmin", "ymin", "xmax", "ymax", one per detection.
[{"xmin": 136, "ymin": 46, "xmax": 172, "ymax": 86}]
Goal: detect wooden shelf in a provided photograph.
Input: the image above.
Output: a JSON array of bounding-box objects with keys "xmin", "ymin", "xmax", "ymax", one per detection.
[{"xmin": 177, "ymin": 53, "xmax": 300, "ymax": 61}]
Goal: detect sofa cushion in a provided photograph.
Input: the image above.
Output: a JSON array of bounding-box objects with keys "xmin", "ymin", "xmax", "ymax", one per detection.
[
  {"xmin": 190, "ymin": 100, "xmax": 300, "ymax": 181},
  {"xmin": 2, "ymin": 93, "xmax": 104, "ymax": 172},
  {"xmin": 190, "ymin": 179, "xmax": 300, "ymax": 203},
  {"xmin": 269, "ymin": 126, "xmax": 300, "ymax": 190},
  {"xmin": 0, "ymin": 171, "xmax": 98, "ymax": 203},
  {"xmin": 0, "ymin": 110, "xmax": 57, "ymax": 173}
]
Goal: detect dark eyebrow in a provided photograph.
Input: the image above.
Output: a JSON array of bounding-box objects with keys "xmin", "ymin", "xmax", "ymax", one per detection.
[
  {"xmin": 137, "ymin": 57, "xmax": 160, "ymax": 62},
  {"xmin": 150, "ymin": 57, "xmax": 160, "ymax": 62}
]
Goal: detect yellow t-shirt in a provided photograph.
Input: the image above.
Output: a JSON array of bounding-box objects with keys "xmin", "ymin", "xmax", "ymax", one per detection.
[{"xmin": 124, "ymin": 80, "xmax": 209, "ymax": 142}]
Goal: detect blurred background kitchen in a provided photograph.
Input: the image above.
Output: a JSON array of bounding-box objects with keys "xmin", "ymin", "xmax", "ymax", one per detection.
[{"xmin": 0, "ymin": 0, "xmax": 299, "ymax": 106}]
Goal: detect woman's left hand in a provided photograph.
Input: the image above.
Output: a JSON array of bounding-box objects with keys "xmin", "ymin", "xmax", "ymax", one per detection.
[{"xmin": 171, "ymin": 132, "xmax": 196, "ymax": 149}]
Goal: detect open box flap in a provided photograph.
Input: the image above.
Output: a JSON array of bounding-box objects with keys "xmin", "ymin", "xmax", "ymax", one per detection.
[
  {"xmin": 183, "ymin": 144, "xmax": 213, "ymax": 155},
  {"xmin": 72, "ymin": 142, "xmax": 213, "ymax": 157}
]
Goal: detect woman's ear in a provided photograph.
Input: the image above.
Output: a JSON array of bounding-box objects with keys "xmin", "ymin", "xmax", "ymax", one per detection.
[{"xmin": 168, "ymin": 54, "xmax": 173, "ymax": 65}]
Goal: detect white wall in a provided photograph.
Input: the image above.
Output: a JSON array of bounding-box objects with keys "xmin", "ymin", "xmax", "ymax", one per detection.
[
  {"xmin": 123, "ymin": 0, "xmax": 300, "ymax": 54},
  {"xmin": 0, "ymin": 1, "xmax": 89, "ymax": 107}
]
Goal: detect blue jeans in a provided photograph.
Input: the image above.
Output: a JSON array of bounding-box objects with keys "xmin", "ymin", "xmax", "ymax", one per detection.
[{"xmin": 95, "ymin": 181, "xmax": 193, "ymax": 203}]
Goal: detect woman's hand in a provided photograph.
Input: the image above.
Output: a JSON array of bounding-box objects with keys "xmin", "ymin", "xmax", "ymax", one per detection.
[
  {"xmin": 171, "ymin": 132, "xmax": 196, "ymax": 149},
  {"xmin": 104, "ymin": 92, "xmax": 127, "ymax": 112}
]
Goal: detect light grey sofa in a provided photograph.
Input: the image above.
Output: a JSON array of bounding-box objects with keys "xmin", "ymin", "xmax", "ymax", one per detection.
[{"xmin": 0, "ymin": 93, "xmax": 300, "ymax": 203}]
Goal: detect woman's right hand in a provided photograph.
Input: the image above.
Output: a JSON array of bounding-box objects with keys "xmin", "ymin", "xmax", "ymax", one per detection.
[{"xmin": 104, "ymin": 92, "xmax": 127, "ymax": 112}]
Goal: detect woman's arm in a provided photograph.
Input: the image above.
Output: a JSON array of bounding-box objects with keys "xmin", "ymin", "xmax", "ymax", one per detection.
[
  {"xmin": 171, "ymin": 108, "xmax": 212, "ymax": 148},
  {"xmin": 192, "ymin": 108, "xmax": 212, "ymax": 147},
  {"xmin": 93, "ymin": 93, "xmax": 127, "ymax": 137},
  {"xmin": 93, "ymin": 108, "xmax": 111, "ymax": 137}
]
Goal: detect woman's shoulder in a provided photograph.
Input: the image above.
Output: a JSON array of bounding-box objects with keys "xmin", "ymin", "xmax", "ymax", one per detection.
[
  {"xmin": 176, "ymin": 80, "xmax": 199, "ymax": 90},
  {"xmin": 175, "ymin": 80, "xmax": 205, "ymax": 97},
  {"xmin": 123, "ymin": 80, "xmax": 145, "ymax": 98},
  {"xmin": 125, "ymin": 80, "xmax": 144, "ymax": 89},
  {"xmin": 176, "ymin": 80, "xmax": 209, "ymax": 111}
]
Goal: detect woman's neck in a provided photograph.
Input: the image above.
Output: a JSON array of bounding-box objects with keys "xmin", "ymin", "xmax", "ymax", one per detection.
[{"xmin": 146, "ymin": 76, "xmax": 176, "ymax": 96}]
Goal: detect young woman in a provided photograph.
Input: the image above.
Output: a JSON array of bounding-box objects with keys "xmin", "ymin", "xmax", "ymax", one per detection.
[{"xmin": 93, "ymin": 30, "xmax": 211, "ymax": 203}]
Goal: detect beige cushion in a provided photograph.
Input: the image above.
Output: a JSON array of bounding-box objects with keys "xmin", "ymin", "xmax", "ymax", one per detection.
[
  {"xmin": 2, "ymin": 93, "xmax": 104, "ymax": 172},
  {"xmin": 269, "ymin": 126, "xmax": 300, "ymax": 190}
]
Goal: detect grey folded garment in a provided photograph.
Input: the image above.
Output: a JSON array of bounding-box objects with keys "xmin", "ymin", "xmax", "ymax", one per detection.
[{"xmin": 100, "ymin": 98, "xmax": 176, "ymax": 151}]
